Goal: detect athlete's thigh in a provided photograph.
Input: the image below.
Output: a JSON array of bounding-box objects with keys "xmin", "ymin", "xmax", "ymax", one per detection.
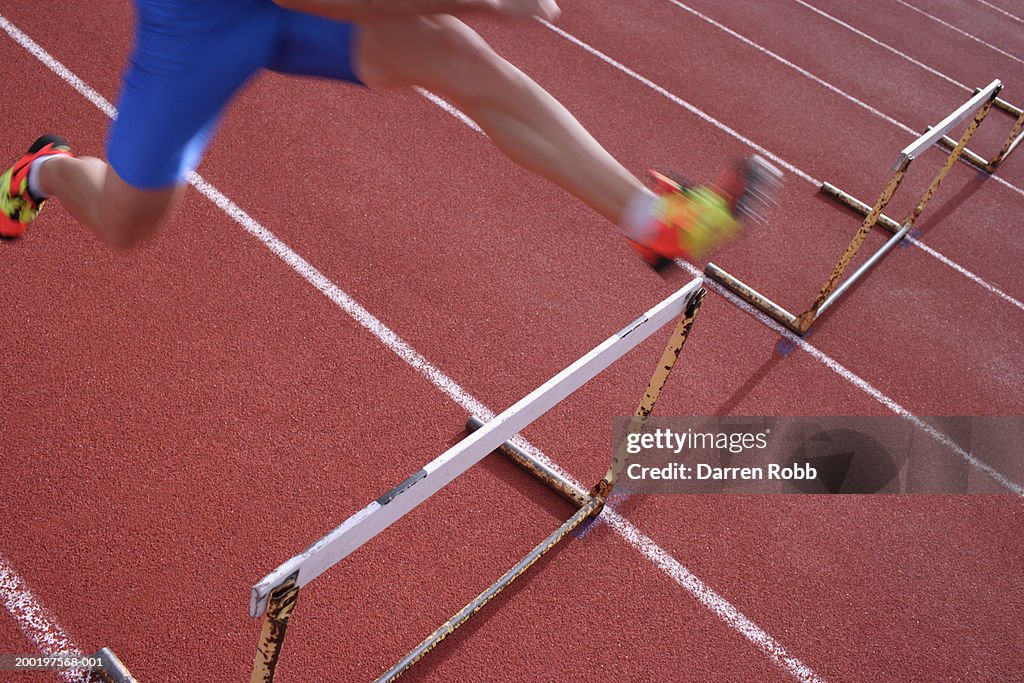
[{"xmin": 352, "ymin": 16, "xmax": 495, "ymax": 90}]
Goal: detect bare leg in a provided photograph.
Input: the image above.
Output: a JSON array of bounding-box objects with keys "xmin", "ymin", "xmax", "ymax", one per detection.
[
  {"xmin": 36, "ymin": 155, "xmax": 181, "ymax": 248},
  {"xmin": 354, "ymin": 16, "xmax": 649, "ymax": 225},
  {"xmin": 35, "ymin": 18, "xmax": 648, "ymax": 247}
]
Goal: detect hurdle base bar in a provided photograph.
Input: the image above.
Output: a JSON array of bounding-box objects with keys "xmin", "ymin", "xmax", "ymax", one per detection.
[
  {"xmin": 990, "ymin": 94, "xmax": 1023, "ymax": 118},
  {"xmin": 96, "ymin": 648, "xmax": 138, "ymax": 683},
  {"xmin": 375, "ymin": 496, "xmax": 602, "ymax": 682},
  {"xmin": 466, "ymin": 416, "xmax": 591, "ymax": 508},
  {"xmin": 705, "ymin": 263, "xmax": 805, "ymax": 334},
  {"xmin": 931, "ymin": 130, "xmax": 997, "ymax": 173},
  {"xmin": 819, "ymin": 182, "xmax": 903, "ymax": 234}
]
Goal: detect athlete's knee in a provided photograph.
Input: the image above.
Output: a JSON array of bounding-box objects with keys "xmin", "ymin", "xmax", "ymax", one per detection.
[
  {"xmin": 96, "ymin": 189, "xmax": 176, "ymax": 248},
  {"xmin": 362, "ymin": 17, "xmax": 514, "ymax": 96},
  {"xmin": 431, "ymin": 19, "xmax": 514, "ymax": 94}
]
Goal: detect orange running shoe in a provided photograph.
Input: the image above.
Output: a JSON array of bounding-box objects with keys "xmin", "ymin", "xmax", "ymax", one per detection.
[
  {"xmin": 1, "ymin": 135, "xmax": 72, "ymax": 238},
  {"xmin": 629, "ymin": 155, "xmax": 783, "ymax": 266}
]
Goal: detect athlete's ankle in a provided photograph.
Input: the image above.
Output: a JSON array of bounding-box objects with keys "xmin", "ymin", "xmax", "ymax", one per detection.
[
  {"xmin": 28, "ymin": 154, "xmax": 67, "ymax": 201},
  {"xmin": 618, "ymin": 187, "xmax": 659, "ymax": 243}
]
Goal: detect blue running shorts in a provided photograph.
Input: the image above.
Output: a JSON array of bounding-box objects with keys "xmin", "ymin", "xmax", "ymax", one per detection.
[{"xmin": 108, "ymin": 0, "xmax": 362, "ymax": 189}]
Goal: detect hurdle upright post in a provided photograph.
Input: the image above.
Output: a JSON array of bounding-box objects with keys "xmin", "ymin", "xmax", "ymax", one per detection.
[
  {"xmin": 250, "ymin": 574, "xmax": 300, "ymax": 683},
  {"xmin": 793, "ymin": 157, "xmax": 910, "ymax": 331},
  {"xmin": 592, "ymin": 287, "xmax": 706, "ymax": 503},
  {"xmin": 905, "ymin": 91, "xmax": 998, "ymax": 229}
]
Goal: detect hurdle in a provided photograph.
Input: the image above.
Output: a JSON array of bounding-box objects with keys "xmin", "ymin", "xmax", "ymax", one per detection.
[
  {"xmin": 249, "ymin": 278, "xmax": 708, "ymax": 682},
  {"xmin": 96, "ymin": 647, "xmax": 138, "ymax": 683},
  {"xmin": 707, "ymin": 79, "xmax": 1004, "ymax": 335},
  {"xmin": 933, "ymin": 87, "xmax": 1024, "ymax": 174}
]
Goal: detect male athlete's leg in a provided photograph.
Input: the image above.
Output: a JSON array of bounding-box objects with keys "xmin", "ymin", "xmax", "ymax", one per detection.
[
  {"xmin": 352, "ymin": 16, "xmax": 781, "ymax": 263},
  {"xmin": 355, "ymin": 16, "xmax": 643, "ymax": 226},
  {"xmin": 2, "ymin": 3, "xmax": 277, "ymax": 248},
  {"xmin": 0, "ymin": 135, "xmax": 178, "ymax": 247},
  {"xmin": 36, "ymin": 156, "xmax": 181, "ymax": 248}
]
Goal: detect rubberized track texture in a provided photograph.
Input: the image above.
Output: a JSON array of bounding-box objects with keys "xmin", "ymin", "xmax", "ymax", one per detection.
[{"xmin": 2, "ymin": 1, "xmax": 1023, "ymax": 681}]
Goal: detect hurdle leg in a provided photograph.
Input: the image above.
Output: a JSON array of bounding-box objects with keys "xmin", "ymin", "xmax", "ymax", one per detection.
[
  {"xmin": 793, "ymin": 159, "xmax": 909, "ymax": 332},
  {"xmin": 591, "ymin": 287, "xmax": 707, "ymax": 503},
  {"xmin": 250, "ymin": 575, "xmax": 300, "ymax": 683},
  {"xmin": 96, "ymin": 648, "xmax": 137, "ymax": 683},
  {"xmin": 465, "ymin": 415, "xmax": 591, "ymax": 508},
  {"xmin": 989, "ymin": 107, "xmax": 1024, "ymax": 169},
  {"xmin": 704, "ymin": 263, "xmax": 803, "ymax": 333},
  {"xmin": 903, "ymin": 97, "xmax": 995, "ymax": 230}
]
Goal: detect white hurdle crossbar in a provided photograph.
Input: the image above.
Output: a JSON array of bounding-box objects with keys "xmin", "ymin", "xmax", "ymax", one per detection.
[
  {"xmin": 708, "ymin": 79, "xmax": 1004, "ymax": 335},
  {"xmin": 248, "ymin": 278, "xmax": 704, "ymax": 682}
]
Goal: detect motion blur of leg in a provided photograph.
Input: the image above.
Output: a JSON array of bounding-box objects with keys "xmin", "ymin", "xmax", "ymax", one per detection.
[
  {"xmin": 357, "ymin": 16, "xmax": 646, "ymax": 226},
  {"xmin": 0, "ymin": 135, "xmax": 177, "ymax": 247},
  {"xmin": 1, "ymin": 1, "xmax": 781, "ymax": 262},
  {"xmin": 354, "ymin": 16, "xmax": 782, "ymax": 266}
]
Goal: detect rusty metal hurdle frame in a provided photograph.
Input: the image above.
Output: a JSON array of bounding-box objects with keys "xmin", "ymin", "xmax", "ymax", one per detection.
[
  {"xmin": 932, "ymin": 88, "xmax": 1024, "ymax": 174},
  {"xmin": 706, "ymin": 79, "xmax": 1004, "ymax": 335},
  {"xmin": 95, "ymin": 647, "xmax": 138, "ymax": 683},
  {"xmin": 249, "ymin": 279, "xmax": 707, "ymax": 682}
]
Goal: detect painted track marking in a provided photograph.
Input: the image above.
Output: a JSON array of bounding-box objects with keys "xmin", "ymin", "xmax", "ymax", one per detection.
[
  {"xmin": 974, "ymin": 0, "xmax": 1024, "ymax": 24},
  {"xmin": 894, "ymin": 0, "xmax": 1024, "ymax": 66},
  {"xmin": 0, "ymin": 14, "xmax": 825, "ymax": 682},
  {"xmin": 533, "ymin": 18, "xmax": 1024, "ymax": 312},
  {"xmin": 0, "ymin": 556, "xmax": 88, "ymax": 683}
]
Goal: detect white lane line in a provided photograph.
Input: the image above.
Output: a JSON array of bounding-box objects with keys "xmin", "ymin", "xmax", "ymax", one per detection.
[
  {"xmin": 664, "ymin": 0, "xmax": 1024, "ymax": 205},
  {"xmin": 414, "ymin": 87, "xmax": 483, "ymax": 133},
  {"xmin": 0, "ymin": 14, "xmax": 826, "ymax": 682},
  {"xmin": 975, "ymin": 0, "xmax": 1024, "ymax": 24},
  {"xmin": 907, "ymin": 235, "xmax": 1024, "ymax": 313},
  {"xmin": 791, "ymin": 0, "xmax": 971, "ymax": 90},
  {"xmin": 0, "ymin": 556, "xmax": 89, "ymax": 683},
  {"xmin": 604, "ymin": 510, "xmax": 825, "ymax": 683},
  {"xmin": 894, "ymin": 0, "xmax": 1024, "ymax": 66},
  {"xmin": 533, "ymin": 18, "xmax": 1024, "ymax": 311},
  {"xmin": 673, "ymin": 260, "xmax": 1024, "ymax": 497},
  {"xmin": 664, "ymin": 0, "xmax": 913, "ymax": 134}
]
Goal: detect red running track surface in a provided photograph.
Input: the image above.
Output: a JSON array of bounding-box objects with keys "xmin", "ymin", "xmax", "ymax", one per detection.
[{"xmin": 1, "ymin": 0, "xmax": 1023, "ymax": 681}]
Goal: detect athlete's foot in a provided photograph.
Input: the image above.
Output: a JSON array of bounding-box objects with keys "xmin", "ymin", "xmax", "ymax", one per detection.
[
  {"xmin": 629, "ymin": 155, "xmax": 783, "ymax": 266},
  {"xmin": 1, "ymin": 135, "xmax": 72, "ymax": 238}
]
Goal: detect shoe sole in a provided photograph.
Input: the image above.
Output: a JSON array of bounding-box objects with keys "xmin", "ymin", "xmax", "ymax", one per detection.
[{"xmin": 733, "ymin": 155, "xmax": 783, "ymax": 224}]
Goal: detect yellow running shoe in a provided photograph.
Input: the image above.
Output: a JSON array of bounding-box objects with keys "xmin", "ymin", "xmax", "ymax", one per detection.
[
  {"xmin": 629, "ymin": 155, "xmax": 783, "ymax": 266},
  {"xmin": 1, "ymin": 135, "xmax": 72, "ymax": 238}
]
